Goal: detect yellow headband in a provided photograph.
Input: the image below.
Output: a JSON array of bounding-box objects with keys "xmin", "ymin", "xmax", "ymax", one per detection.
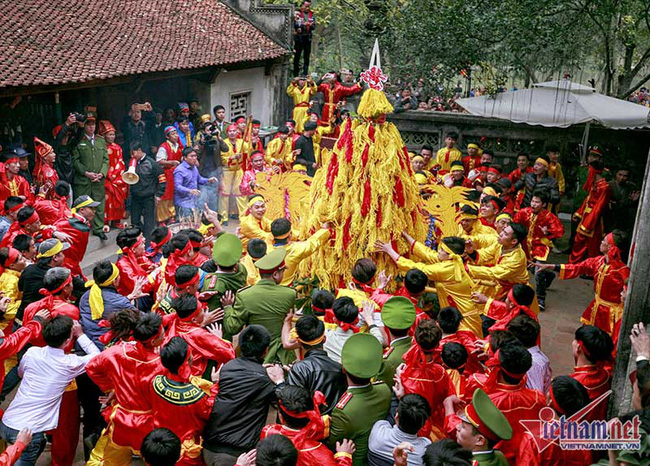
[
  {"xmin": 247, "ymin": 194, "xmax": 265, "ymax": 208},
  {"xmin": 483, "ymin": 187, "xmax": 497, "ymax": 197},
  {"xmin": 85, "ymin": 264, "xmax": 120, "ymax": 320},
  {"xmin": 467, "ymin": 143, "xmax": 480, "ymax": 150},
  {"xmin": 37, "ymin": 241, "xmax": 63, "ymax": 259},
  {"xmin": 71, "ymin": 198, "xmax": 95, "ymax": 215},
  {"xmin": 198, "ymin": 223, "xmax": 214, "ymax": 236},
  {"xmin": 290, "ymin": 327, "xmax": 325, "ymax": 346},
  {"xmin": 496, "ymin": 212, "xmax": 512, "ymax": 222},
  {"xmin": 439, "ymin": 241, "xmax": 473, "ymax": 286},
  {"xmin": 412, "ymin": 155, "xmax": 425, "ymax": 163},
  {"xmin": 460, "ymin": 212, "xmax": 478, "ymax": 220},
  {"xmin": 535, "ymin": 157, "xmax": 549, "ymax": 167}
]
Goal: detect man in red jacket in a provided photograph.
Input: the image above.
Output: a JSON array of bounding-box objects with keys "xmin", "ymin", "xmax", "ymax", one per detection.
[{"xmin": 55, "ymin": 195, "xmax": 99, "ymax": 278}]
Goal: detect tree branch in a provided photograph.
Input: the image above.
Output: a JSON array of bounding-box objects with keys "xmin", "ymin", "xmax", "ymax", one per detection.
[{"xmin": 617, "ymin": 69, "xmax": 650, "ymax": 99}]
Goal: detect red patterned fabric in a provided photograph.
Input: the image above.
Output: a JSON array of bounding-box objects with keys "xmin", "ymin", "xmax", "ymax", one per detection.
[
  {"xmin": 159, "ymin": 141, "xmax": 183, "ymax": 201},
  {"xmin": 261, "ymin": 424, "xmax": 352, "ymax": 466},
  {"xmin": 104, "ymin": 143, "xmax": 128, "ymax": 222}
]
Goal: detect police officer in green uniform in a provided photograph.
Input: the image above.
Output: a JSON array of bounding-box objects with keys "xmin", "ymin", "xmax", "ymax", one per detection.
[
  {"xmin": 327, "ymin": 333, "xmax": 392, "ymax": 466},
  {"xmin": 223, "ymin": 248, "xmax": 296, "ymax": 364},
  {"xmin": 72, "ymin": 113, "xmax": 109, "ymax": 239},
  {"xmin": 450, "ymin": 389, "xmax": 512, "ymax": 466},
  {"xmin": 376, "ymin": 296, "xmax": 416, "ymax": 386},
  {"xmin": 201, "ymin": 233, "xmax": 247, "ymax": 310}
]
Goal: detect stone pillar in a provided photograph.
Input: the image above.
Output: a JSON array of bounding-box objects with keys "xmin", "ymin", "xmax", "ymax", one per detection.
[{"xmin": 610, "ymin": 147, "xmax": 650, "ymax": 417}]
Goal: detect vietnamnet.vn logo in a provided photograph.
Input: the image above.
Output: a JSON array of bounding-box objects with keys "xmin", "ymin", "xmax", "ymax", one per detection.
[{"xmin": 520, "ymin": 390, "xmax": 641, "ymax": 452}]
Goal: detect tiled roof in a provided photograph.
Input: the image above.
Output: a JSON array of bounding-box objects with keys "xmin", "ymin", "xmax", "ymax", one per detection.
[{"xmin": 0, "ymin": 0, "xmax": 288, "ymax": 89}]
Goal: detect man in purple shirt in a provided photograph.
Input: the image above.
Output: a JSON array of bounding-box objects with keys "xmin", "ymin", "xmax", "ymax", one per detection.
[
  {"xmin": 173, "ymin": 147, "xmax": 217, "ymax": 219},
  {"xmin": 507, "ymin": 314, "xmax": 552, "ymax": 394}
]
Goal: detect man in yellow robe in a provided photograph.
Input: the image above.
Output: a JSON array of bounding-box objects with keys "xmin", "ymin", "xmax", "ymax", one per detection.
[
  {"xmin": 219, "ymin": 124, "xmax": 246, "ymax": 222},
  {"xmin": 375, "ymin": 237, "xmax": 482, "ymax": 337},
  {"xmin": 238, "ymin": 194, "xmax": 273, "ymax": 249},
  {"xmin": 265, "ymin": 126, "xmax": 295, "ymax": 172},
  {"xmin": 465, "ymin": 223, "xmax": 530, "ymax": 301},
  {"xmin": 240, "ymin": 238, "xmax": 266, "ymax": 286},
  {"xmin": 457, "ymin": 205, "xmax": 496, "ymax": 237},
  {"xmin": 270, "ymin": 218, "xmax": 331, "ymax": 286},
  {"xmin": 435, "ymin": 131, "xmax": 462, "ymax": 172},
  {"xmin": 287, "ymin": 76, "xmax": 317, "ymax": 133}
]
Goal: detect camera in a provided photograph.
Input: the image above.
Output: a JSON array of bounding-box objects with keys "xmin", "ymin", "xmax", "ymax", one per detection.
[{"xmin": 72, "ymin": 112, "xmax": 86, "ymax": 123}]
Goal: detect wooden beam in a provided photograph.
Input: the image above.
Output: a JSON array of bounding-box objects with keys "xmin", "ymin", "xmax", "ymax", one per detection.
[{"xmin": 610, "ymin": 146, "xmax": 650, "ymax": 417}]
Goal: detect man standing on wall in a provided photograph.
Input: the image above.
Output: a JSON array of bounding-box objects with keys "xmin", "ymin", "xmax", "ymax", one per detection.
[{"xmin": 293, "ymin": 1, "xmax": 315, "ymax": 77}]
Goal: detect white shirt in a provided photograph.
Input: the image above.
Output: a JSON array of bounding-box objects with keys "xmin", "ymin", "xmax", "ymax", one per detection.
[
  {"xmin": 156, "ymin": 141, "xmax": 179, "ymax": 162},
  {"xmin": 526, "ymin": 345, "xmax": 552, "ymax": 394},
  {"xmin": 368, "ymin": 421, "xmax": 431, "ymax": 466},
  {"xmin": 3, "ymin": 334, "xmax": 100, "ymax": 432}
]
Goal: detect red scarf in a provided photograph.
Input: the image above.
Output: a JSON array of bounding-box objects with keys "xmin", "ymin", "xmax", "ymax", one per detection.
[{"xmin": 278, "ymin": 391, "xmax": 326, "ymax": 445}]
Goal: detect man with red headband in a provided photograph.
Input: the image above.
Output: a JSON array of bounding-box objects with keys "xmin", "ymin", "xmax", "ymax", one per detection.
[
  {"xmin": 21, "ymin": 267, "xmax": 81, "ymax": 466},
  {"xmin": 248, "ymin": 120, "xmax": 264, "ymax": 153},
  {"xmin": 220, "ymin": 124, "xmax": 246, "ymax": 223},
  {"xmin": 86, "ymin": 313, "xmax": 165, "ymax": 466},
  {"xmin": 0, "ymin": 148, "xmax": 34, "ymax": 204},
  {"xmin": 513, "ymin": 189, "xmax": 564, "ymax": 311},
  {"xmin": 317, "ymin": 72, "xmax": 362, "ymax": 127},
  {"xmin": 569, "ymin": 325, "xmax": 613, "ymax": 421},
  {"xmin": 156, "ymin": 126, "xmax": 183, "ymax": 224},
  {"xmin": 163, "ymin": 293, "xmax": 235, "ymax": 378},
  {"xmin": 262, "ymin": 385, "xmax": 354, "ymax": 466},
  {"xmin": 0, "ymin": 206, "xmax": 56, "ymax": 249},
  {"xmin": 33, "ymin": 137, "xmax": 59, "ymax": 189},
  {"xmin": 569, "ymin": 160, "xmax": 611, "ymax": 263},
  {"xmin": 55, "ymin": 195, "xmax": 99, "ymax": 278},
  {"xmin": 287, "ymin": 76, "xmax": 317, "ymax": 133},
  {"xmin": 98, "ymin": 120, "xmax": 128, "ymax": 230},
  {"xmin": 0, "ymin": 197, "xmax": 24, "ymax": 243},
  {"xmin": 149, "ymin": 337, "xmax": 217, "ymax": 466},
  {"xmin": 234, "ymin": 116, "xmax": 247, "ymax": 138},
  {"xmin": 115, "ymin": 228, "xmax": 156, "ymax": 302},
  {"xmin": 479, "ymin": 195, "xmax": 506, "ymax": 231},
  {"xmin": 33, "ymin": 181, "xmax": 72, "ymax": 226},
  {"xmin": 239, "ymin": 153, "xmax": 273, "ymax": 198},
  {"xmin": 537, "ymin": 230, "xmax": 629, "ymax": 344},
  {"xmin": 518, "ymin": 376, "xmax": 592, "ymax": 465}
]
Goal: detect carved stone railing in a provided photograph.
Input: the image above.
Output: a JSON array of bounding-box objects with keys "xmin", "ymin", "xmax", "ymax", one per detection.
[{"xmin": 220, "ymin": 0, "xmax": 293, "ymax": 49}]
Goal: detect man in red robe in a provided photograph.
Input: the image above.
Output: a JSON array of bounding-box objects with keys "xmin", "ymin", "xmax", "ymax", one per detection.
[
  {"xmin": 262, "ymin": 385, "xmax": 353, "ymax": 466},
  {"xmin": 570, "ymin": 161, "xmax": 611, "ymax": 263},
  {"xmin": 54, "ymin": 195, "xmax": 99, "ymax": 278},
  {"xmin": 149, "ymin": 336, "xmax": 216, "ymax": 465},
  {"xmin": 115, "ymin": 229, "xmax": 156, "ymax": 302},
  {"xmin": 156, "ymin": 126, "xmax": 183, "ymax": 223},
  {"xmin": 317, "ymin": 73, "xmax": 362, "ymax": 127},
  {"xmin": 514, "ymin": 189, "xmax": 564, "ymax": 311},
  {"xmin": 569, "ymin": 325, "xmax": 613, "ymax": 421},
  {"xmin": 86, "ymin": 313, "xmax": 165, "ymax": 465},
  {"xmin": 163, "ymin": 293, "xmax": 235, "ymax": 379},
  {"xmin": 538, "ymin": 230, "xmax": 629, "ymax": 344},
  {"xmin": 33, "ymin": 181, "xmax": 71, "ymax": 226},
  {"xmin": 32, "ymin": 137, "xmax": 59, "ymax": 189},
  {"xmin": 462, "ymin": 143, "xmax": 483, "ymax": 175},
  {"xmin": 435, "ymin": 306, "xmax": 483, "ymax": 375},
  {"xmin": 0, "ymin": 149, "xmax": 33, "ymax": 204},
  {"xmin": 98, "ymin": 121, "xmax": 128, "ymax": 229}
]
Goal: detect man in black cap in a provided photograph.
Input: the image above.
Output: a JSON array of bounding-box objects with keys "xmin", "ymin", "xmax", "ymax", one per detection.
[{"xmin": 294, "ymin": 121, "xmax": 318, "ymax": 176}]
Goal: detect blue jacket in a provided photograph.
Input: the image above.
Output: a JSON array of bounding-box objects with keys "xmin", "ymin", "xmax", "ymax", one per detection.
[
  {"xmin": 173, "ymin": 161, "xmax": 208, "ymax": 208},
  {"xmin": 78, "ymin": 286, "xmax": 136, "ymax": 351}
]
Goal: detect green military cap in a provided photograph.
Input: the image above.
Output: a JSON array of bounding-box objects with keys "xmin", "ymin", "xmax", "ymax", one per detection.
[
  {"xmin": 463, "ymin": 389, "xmax": 513, "ymax": 441},
  {"xmin": 255, "ymin": 248, "xmax": 287, "ymax": 273},
  {"xmin": 341, "ymin": 333, "xmax": 383, "ymax": 379},
  {"xmin": 212, "ymin": 233, "xmax": 243, "ymax": 267},
  {"xmin": 381, "ymin": 296, "xmax": 416, "ymax": 330}
]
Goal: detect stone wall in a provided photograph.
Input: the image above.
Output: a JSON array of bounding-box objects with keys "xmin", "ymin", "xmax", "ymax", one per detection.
[
  {"xmin": 389, "ymin": 111, "xmax": 650, "ymax": 178},
  {"xmin": 221, "ymin": 0, "xmax": 294, "ymax": 49}
]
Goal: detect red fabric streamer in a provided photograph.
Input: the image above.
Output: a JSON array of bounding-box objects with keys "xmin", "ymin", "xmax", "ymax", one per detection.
[
  {"xmin": 278, "ymin": 391, "xmax": 327, "ymax": 446},
  {"xmin": 361, "ymin": 143, "xmax": 370, "ymax": 166},
  {"xmin": 338, "ymin": 320, "xmax": 360, "ymax": 333},
  {"xmin": 342, "ymin": 216, "xmax": 352, "ymax": 250},
  {"xmin": 361, "ymin": 178, "xmax": 372, "ymax": 216},
  {"xmin": 368, "ymin": 125, "xmax": 375, "ymax": 143},
  {"xmin": 394, "ymin": 177, "xmax": 405, "ymax": 207},
  {"xmin": 325, "ymin": 151, "xmax": 339, "ymax": 195},
  {"xmin": 376, "ymin": 197, "xmax": 383, "ymax": 227}
]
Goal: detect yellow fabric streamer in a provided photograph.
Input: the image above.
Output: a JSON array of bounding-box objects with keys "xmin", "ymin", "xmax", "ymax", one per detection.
[
  {"xmin": 85, "ymin": 263, "xmax": 120, "ymax": 320},
  {"xmin": 357, "ymin": 88, "xmax": 394, "ymax": 119}
]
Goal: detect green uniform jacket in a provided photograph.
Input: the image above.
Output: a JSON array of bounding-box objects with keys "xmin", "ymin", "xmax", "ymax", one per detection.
[
  {"xmin": 72, "ymin": 136, "xmax": 109, "ymax": 189},
  {"xmin": 201, "ymin": 263, "xmax": 248, "ymax": 310},
  {"xmin": 376, "ymin": 336, "xmax": 412, "ymax": 387},
  {"xmin": 327, "ymin": 383, "xmax": 392, "ymax": 466},
  {"xmin": 223, "ymin": 278, "xmax": 296, "ymax": 364},
  {"xmin": 472, "ymin": 450, "xmax": 509, "ymax": 466}
]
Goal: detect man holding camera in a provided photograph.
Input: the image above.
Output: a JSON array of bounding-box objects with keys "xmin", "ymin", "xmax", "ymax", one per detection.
[
  {"xmin": 293, "ymin": 1, "xmax": 315, "ymax": 77},
  {"xmin": 196, "ymin": 114, "xmax": 229, "ymax": 211},
  {"xmin": 72, "ymin": 113, "xmax": 109, "ymax": 240}
]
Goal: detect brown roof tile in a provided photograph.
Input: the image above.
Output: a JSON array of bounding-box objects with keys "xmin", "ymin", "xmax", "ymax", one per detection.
[{"xmin": 0, "ymin": 0, "xmax": 288, "ymax": 88}]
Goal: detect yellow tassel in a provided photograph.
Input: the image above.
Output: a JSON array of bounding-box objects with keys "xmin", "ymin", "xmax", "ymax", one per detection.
[{"xmin": 357, "ymin": 89, "xmax": 394, "ymax": 119}]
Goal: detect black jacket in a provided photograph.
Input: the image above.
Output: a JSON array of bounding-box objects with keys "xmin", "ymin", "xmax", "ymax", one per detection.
[
  {"xmin": 203, "ymin": 356, "xmax": 283, "ymax": 454},
  {"xmin": 515, "ymin": 172, "xmax": 560, "ymax": 208},
  {"xmin": 294, "ymin": 135, "xmax": 315, "ymax": 176},
  {"xmin": 16, "ymin": 260, "xmax": 51, "ymax": 325},
  {"xmin": 129, "ymin": 155, "xmax": 166, "ymax": 199},
  {"xmin": 54, "ymin": 123, "xmax": 82, "ymax": 184},
  {"xmin": 287, "ymin": 348, "xmax": 347, "ymax": 414}
]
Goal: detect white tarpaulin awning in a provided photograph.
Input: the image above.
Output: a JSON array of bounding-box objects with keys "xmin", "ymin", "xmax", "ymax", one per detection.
[{"xmin": 457, "ymin": 79, "xmax": 650, "ymax": 130}]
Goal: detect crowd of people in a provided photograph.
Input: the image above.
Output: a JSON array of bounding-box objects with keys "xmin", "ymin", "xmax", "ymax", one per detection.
[{"xmin": 0, "ymin": 41, "xmax": 646, "ymax": 466}]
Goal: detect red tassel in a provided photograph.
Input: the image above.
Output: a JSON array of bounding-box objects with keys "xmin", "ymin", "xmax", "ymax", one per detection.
[
  {"xmin": 402, "ymin": 147, "xmax": 414, "ymax": 175},
  {"xmin": 361, "ymin": 178, "xmax": 372, "ymax": 216},
  {"xmin": 325, "ymin": 151, "xmax": 339, "ymax": 195},
  {"xmin": 394, "ymin": 177, "xmax": 405, "ymax": 207},
  {"xmin": 376, "ymin": 197, "xmax": 382, "ymax": 227},
  {"xmin": 368, "ymin": 125, "xmax": 375, "ymax": 143},
  {"xmin": 342, "ymin": 216, "xmax": 352, "ymax": 249},
  {"xmin": 345, "ymin": 138, "xmax": 353, "ymax": 163},
  {"xmin": 361, "ymin": 143, "xmax": 370, "ymax": 166}
]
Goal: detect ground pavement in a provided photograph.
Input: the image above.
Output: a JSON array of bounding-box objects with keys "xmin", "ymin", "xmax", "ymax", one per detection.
[{"xmin": 24, "ymin": 219, "xmax": 594, "ymax": 464}]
